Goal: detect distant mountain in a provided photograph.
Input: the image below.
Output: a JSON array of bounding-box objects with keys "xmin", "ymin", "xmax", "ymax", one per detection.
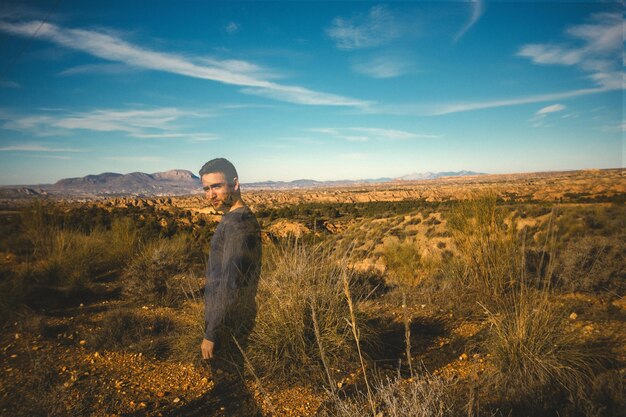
[
  {"xmin": 243, "ymin": 177, "xmax": 394, "ymax": 190},
  {"xmin": 47, "ymin": 169, "xmax": 201, "ymax": 197},
  {"xmin": 0, "ymin": 169, "xmax": 485, "ymax": 199},
  {"xmin": 395, "ymin": 170, "xmax": 484, "ymax": 181}
]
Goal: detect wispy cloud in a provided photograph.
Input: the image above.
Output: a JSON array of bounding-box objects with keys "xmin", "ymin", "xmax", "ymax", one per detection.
[
  {"xmin": 59, "ymin": 63, "xmax": 139, "ymax": 76},
  {"xmin": 29, "ymin": 154, "xmax": 72, "ymax": 160},
  {"xmin": 0, "ymin": 19, "xmax": 368, "ymax": 107},
  {"xmin": 311, "ymin": 127, "xmax": 440, "ymax": 141},
  {"xmin": 536, "ymin": 104, "xmax": 566, "ymax": 116},
  {"xmin": 453, "ymin": 0, "xmax": 484, "ymax": 43},
  {"xmin": 530, "ymin": 103, "xmax": 566, "ymax": 127},
  {"xmin": 423, "ymin": 85, "xmax": 611, "ymax": 116},
  {"xmin": 327, "ymin": 5, "xmax": 404, "ymax": 50},
  {"xmin": 0, "ymin": 143, "xmax": 83, "ymax": 152},
  {"xmin": 225, "ymin": 21, "xmax": 240, "ymax": 35},
  {"xmin": 2, "ymin": 107, "xmax": 217, "ymax": 139},
  {"xmin": 517, "ymin": 12, "xmax": 623, "ymax": 90},
  {"xmin": 352, "ymin": 55, "xmax": 411, "ymax": 79},
  {"xmin": 131, "ymin": 132, "xmax": 218, "ymax": 141},
  {"xmin": 378, "ymin": 12, "xmax": 624, "ymax": 117}
]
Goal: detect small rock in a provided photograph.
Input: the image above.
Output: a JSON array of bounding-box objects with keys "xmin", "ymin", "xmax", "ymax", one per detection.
[
  {"xmin": 173, "ymin": 398, "xmax": 180, "ymax": 404},
  {"xmin": 569, "ymin": 312, "xmax": 578, "ymax": 320},
  {"xmin": 459, "ymin": 353, "xmax": 469, "ymax": 361},
  {"xmin": 79, "ymin": 340, "xmax": 87, "ymax": 345}
]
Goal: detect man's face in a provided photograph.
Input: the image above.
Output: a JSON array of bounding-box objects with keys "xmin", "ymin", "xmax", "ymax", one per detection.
[{"xmin": 201, "ymin": 172, "xmax": 238, "ymax": 213}]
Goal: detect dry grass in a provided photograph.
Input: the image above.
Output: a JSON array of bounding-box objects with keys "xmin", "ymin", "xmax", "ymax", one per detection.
[
  {"xmin": 555, "ymin": 235, "xmax": 625, "ymax": 293},
  {"xmin": 446, "ymin": 194, "xmax": 521, "ymax": 305},
  {"xmin": 122, "ymin": 235, "xmax": 196, "ymax": 305},
  {"xmin": 247, "ymin": 239, "xmax": 378, "ymax": 385},
  {"xmin": 318, "ymin": 371, "xmax": 460, "ymax": 417},
  {"xmin": 483, "ymin": 285, "xmax": 604, "ymax": 407}
]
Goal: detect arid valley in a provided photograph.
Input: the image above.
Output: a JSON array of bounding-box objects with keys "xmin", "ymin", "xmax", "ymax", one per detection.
[{"xmin": 1, "ymin": 168, "xmax": 624, "ymax": 417}]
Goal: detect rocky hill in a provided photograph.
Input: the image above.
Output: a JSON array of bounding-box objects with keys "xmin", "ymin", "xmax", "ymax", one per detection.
[{"xmin": 47, "ymin": 170, "xmax": 202, "ymax": 197}]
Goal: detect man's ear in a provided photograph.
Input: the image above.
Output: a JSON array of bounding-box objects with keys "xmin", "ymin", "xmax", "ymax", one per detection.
[{"xmin": 232, "ymin": 177, "xmax": 240, "ymax": 192}]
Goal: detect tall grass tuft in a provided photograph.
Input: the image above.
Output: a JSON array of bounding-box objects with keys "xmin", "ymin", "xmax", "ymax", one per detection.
[
  {"xmin": 123, "ymin": 235, "xmax": 196, "ymax": 305},
  {"xmin": 319, "ymin": 370, "xmax": 458, "ymax": 417},
  {"xmin": 446, "ymin": 194, "xmax": 521, "ymax": 306},
  {"xmin": 483, "ymin": 283, "xmax": 605, "ymax": 409},
  {"xmin": 247, "ymin": 239, "xmax": 377, "ymax": 385}
]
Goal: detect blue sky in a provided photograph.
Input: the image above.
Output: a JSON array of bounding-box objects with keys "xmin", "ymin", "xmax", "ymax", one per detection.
[{"xmin": 0, "ymin": 1, "xmax": 623, "ymax": 185}]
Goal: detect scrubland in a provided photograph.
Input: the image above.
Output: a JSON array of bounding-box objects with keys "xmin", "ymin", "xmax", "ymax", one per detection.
[{"xmin": 0, "ymin": 177, "xmax": 624, "ymax": 416}]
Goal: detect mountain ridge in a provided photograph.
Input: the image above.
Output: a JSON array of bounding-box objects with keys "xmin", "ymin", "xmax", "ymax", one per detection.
[{"xmin": 0, "ymin": 169, "xmax": 485, "ymax": 198}]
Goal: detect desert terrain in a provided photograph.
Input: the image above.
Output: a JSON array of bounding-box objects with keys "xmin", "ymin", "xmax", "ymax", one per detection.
[{"xmin": 0, "ymin": 168, "xmax": 624, "ymax": 416}]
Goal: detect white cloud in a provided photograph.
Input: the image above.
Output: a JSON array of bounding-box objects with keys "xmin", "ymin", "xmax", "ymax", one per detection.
[
  {"xmin": 2, "ymin": 107, "xmax": 214, "ymax": 138},
  {"xmin": 29, "ymin": 154, "xmax": 72, "ymax": 160},
  {"xmin": 420, "ymin": 81, "xmax": 615, "ymax": 116},
  {"xmin": 398, "ymin": 12, "xmax": 624, "ymax": 117},
  {"xmin": 311, "ymin": 127, "xmax": 440, "ymax": 141},
  {"xmin": 225, "ymin": 21, "xmax": 239, "ymax": 34},
  {"xmin": 350, "ymin": 127, "xmax": 439, "ymax": 140},
  {"xmin": 327, "ymin": 5, "xmax": 403, "ymax": 50},
  {"xmin": 242, "ymin": 85, "xmax": 371, "ymax": 106},
  {"xmin": 453, "ymin": 0, "xmax": 484, "ymax": 43},
  {"xmin": 536, "ymin": 104, "xmax": 566, "ymax": 115},
  {"xmin": 54, "ymin": 108, "xmax": 186, "ymax": 133},
  {"xmin": 0, "ymin": 143, "xmax": 83, "ymax": 152},
  {"xmin": 59, "ymin": 63, "xmax": 138, "ymax": 76},
  {"xmin": 352, "ymin": 55, "xmax": 411, "ymax": 79},
  {"xmin": 517, "ymin": 12, "xmax": 624, "ymax": 89},
  {"xmin": 531, "ymin": 104, "xmax": 566, "ymax": 127},
  {"xmin": 131, "ymin": 132, "xmax": 218, "ymax": 141},
  {"xmin": 0, "ymin": 19, "xmax": 368, "ymax": 107}
]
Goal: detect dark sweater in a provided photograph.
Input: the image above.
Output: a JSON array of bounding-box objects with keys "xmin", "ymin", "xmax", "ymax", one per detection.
[{"xmin": 204, "ymin": 206, "xmax": 262, "ymax": 342}]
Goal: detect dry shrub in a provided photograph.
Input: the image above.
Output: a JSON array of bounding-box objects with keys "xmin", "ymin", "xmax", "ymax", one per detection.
[
  {"xmin": 16, "ymin": 217, "xmax": 139, "ymax": 289},
  {"xmin": 123, "ymin": 235, "xmax": 195, "ymax": 305},
  {"xmin": 247, "ymin": 239, "xmax": 377, "ymax": 385},
  {"xmin": 446, "ymin": 194, "xmax": 521, "ymax": 305},
  {"xmin": 483, "ymin": 285, "xmax": 605, "ymax": 411},
  {"xmin": 381, "ymin": 241, "xmax": 432, "ymax": 287},
  {"xmin": 318, "ymin": 371, "xmax": 459, "ymax": 417},
  {"xmin": 555, "ymin": 235, "xmax": 625, "ymax": 293},
  {"xmin": 89, "ymin": 307, "xmax": 176, "ymax": 358}
]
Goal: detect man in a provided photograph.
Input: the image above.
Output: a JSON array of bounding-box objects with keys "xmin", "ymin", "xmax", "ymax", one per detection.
[{"xmin": 199, "ymin": 158, "xmax": 262, "ymax": 415}]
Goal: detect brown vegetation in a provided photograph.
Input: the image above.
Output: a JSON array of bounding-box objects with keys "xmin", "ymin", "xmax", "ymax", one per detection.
[{"xmin": 0, "ymin": 168, "xmax": 624, "ymax": 416}]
